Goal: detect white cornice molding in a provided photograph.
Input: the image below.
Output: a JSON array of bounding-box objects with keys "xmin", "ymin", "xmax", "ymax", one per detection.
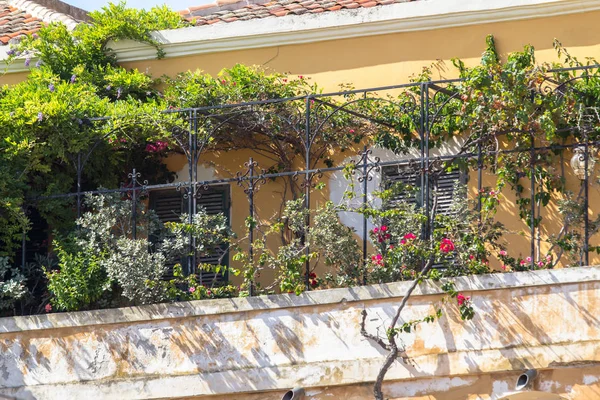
[{"xmin": 109, "ymin": 0, "xmax": 600, "ymax": 62}]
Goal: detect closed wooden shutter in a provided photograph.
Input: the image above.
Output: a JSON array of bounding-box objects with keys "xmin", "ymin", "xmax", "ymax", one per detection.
[
  {"xmin": 195, "ymin": 188, "xmax": 230, "ymax": 286},
  {"xmin": 430, "ymin": 169, "xmax": 463, "ymax": 217},
  {"xmin": 149, "ymin": 185, "xmax": 230, "ymax": 285},
  {"xmin": 381, "ymin": 165, "xmax": 422, "ymax": 209},
  {"xmin": 382, "ymin": 165, "xmax": 465, "ymax": 217}
]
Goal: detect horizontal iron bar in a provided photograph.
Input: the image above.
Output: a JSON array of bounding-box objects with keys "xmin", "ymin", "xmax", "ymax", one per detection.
[{"xmin": 29, "ymin": 140, "xmax": 600, "ymax": 202}]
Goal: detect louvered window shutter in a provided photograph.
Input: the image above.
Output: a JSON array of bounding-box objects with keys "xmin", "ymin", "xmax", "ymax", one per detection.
[
  {"xmin": 381, "ymin": 165, "xmax": 422, "ymax": 209},
  {"xmin": 149, "ymin": 186, "xmax": 230, "ymax": 285},
  {"xmin": 195, "ymin": 188, "xmax": 230, "ymax": 286},
  {"xmin": 382, "ymin": 165, "xmax": 465, "ymax": 217},
  {"xmin": 430, "ymin": 169, "xmax": 464, "ymax": 217}
]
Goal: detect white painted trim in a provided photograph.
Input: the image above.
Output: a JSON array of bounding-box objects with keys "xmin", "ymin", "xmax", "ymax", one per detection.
[
  {"xmin": 108, "ymin": 0, "xmax": 600, "ymax": 62},
  {"xmin": 0, "ymin": 55, "xmax": 38, "ymax": 74},
  {"xmin": 0, "ymin": 265, "xmax": 598, "ymax": 333}
]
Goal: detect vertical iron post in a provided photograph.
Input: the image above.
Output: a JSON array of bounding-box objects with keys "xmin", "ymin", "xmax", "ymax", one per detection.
[
  {"xmin": 419, "ymin": 84, "xmax": 426, "ymax": 223},
  {"xmin": 186, "ymin": 111, "xmax": 195, "ymax": 276},
  {"xmin": 423, "ymin": 84, "xmax": 432, "ymax": 246},
  {"xmin": 236, "ymin": 158, "xmax": 265, "ymax": 296},
  {"xmin": 361, "ymin": 146, "xmax": 369, "ymax": 285},
  {"xmin": 76, "ymin": 152, "xmax": 82, "ymax": 219},
  {"xmin": 21, "ymin": 230, "xmax": 26, "ymax": 271},
  {"xmin": 418, "ymin": 84, "xmax": 427, "ymax": 271},
  {"xmin": 131, "ymin": 168, "xmax": 138, "ymax": 240},
  {"xmin": 477, "ymin": 141, "xmax": 483, "ymax": 230},
  {"xmin": 304, "ymin": 96, "xmax": 312, "ymax": 290},
  {"xmin": 248, "ymin": 158, "xmax": 255, "ymax": 297},
  {"xmin": 529, "ymin": 140, "xmax": 536, "ymax": 270},
  {"xmin": 191, "ymin": 110, "xmax": 199, "ymax": 277},
  {"xmin": 584, "ymin": 142, "xmax": 590, "ymax": 266}
]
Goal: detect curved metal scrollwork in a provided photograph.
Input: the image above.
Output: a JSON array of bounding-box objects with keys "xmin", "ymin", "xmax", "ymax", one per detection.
[{"xmin": 351, "ymin": 147, "xmax": 381, "ymax": 183}]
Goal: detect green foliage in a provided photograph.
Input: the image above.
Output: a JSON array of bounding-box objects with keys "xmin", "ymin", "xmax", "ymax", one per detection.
[
  {"xmin": 14, "ymin": 1, "xmax": 189, "ymax": 80},
  {"xmin": 155, "ymin": 264, "xmax": 239, "ymax": 301},
  {"xmin": 0, "ymin": 2, "xmax": 186, "ymax": 253},
  {"xmin": 46, "ymin": 242, "xmax": 109, "ymax": 312}
]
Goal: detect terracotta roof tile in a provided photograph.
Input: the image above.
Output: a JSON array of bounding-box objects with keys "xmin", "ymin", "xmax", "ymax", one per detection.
[
  {"xmin": 181, "ymin": 0, "xmax": 416, "ymax": 26},
  {"xmin": 0, "ymin": 1, "xmax": 43, "ymax": 45},
  {"xmin": 0, "ymin": 1, "xmax": 88, "ymax": 46}
]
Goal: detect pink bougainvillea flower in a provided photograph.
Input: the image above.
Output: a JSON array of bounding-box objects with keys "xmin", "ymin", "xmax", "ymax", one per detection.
[
  {"xmin": 456, "ymin": 293, "xmax": 471, "ymax": 306},
  {"xmin": 403, "ymin": 232, "xmax": 416, "ymax": 240},
  {"xmin": 546, "ymin": 255, "xmax": 552, "ymax": 261},
  {"xmin": 469, "ymin": 254, "xmax": 475, "ymax": 260},
  {"xmin": 537, "ymin": 261, "xmax": 545, "ymax": 267},
  {"xmin": 44, "ymin": 304, "xmax": 52, "ymax": 313},
  {"xmin": 371, "ymin": 254, "xmax": 384, "ymax": 266},
  {"xmin": 439, "ymin": 238, "xmax": 455, "ymax": 254},
  {"xmin": 400, "ymin": 239, "xmax": 407, "ymax": 245},
  {"xmin": 349, "ymin": 129, "xmax": 355, "ymax": 134},
  {"xmin": 520, "ymin": 259, "xmax": 527, "ymax": 265},
  {"xmin": 499, "ymin": 250, "xmax": 507, "ymax": 256},
  {"xmin": 526, "ymin": 256, "xmax": 532, "ymax": 262},
  {"xmin": 373, "ymin": 227, "xmax": 379, "ymax": 234},
  {"xmin": 189, "ymin": 287, "xmax": 196, "ymax": 293},
  {"xmin": 380, "ymin": 225, "xmax": 388, "ymax": 232}
]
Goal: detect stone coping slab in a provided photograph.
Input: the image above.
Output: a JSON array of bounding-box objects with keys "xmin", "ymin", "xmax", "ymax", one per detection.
[{"xmin": 0, "ymin": 265, "xmax": 598, "ymax": 334}]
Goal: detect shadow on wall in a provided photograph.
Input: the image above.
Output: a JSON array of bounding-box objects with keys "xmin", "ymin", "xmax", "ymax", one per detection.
[{"xmin": 0, "ymin": 275, "xmax": 598, "ymax": 399}]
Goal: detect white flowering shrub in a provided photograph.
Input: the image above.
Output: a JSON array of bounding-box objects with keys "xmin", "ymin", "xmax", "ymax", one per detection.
[
  {"xmin": 47, "ymin": 192, "xmax": 233, "ymax": 310},
  {"xmin": 0, "ymin": 257, "xmax": 25, "ymax": 310},
  {"xmin": 103, "ymin": 238, "xmax": 167, "ymax": 304}
]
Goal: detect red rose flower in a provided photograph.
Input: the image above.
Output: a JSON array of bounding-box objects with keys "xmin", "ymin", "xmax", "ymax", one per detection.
[{"xmin": 439, "ymin": 238, "xmax": 455, "ymax": 254}]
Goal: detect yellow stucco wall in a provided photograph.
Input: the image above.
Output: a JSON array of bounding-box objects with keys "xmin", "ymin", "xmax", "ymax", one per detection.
[{"xmin": 121, "ymin": 10, "xmax": 600, "ymax": 90}]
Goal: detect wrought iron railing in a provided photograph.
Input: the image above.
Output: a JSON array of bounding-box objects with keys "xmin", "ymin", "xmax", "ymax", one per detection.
[{"xmin": 22, "ymin": 66, "xmax": 600, "ymax": 292}]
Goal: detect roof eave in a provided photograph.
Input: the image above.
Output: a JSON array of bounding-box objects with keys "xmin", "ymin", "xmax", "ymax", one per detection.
[{"xmin": 110, "ymin": 0, "xmax": 600, "ymax": 63}]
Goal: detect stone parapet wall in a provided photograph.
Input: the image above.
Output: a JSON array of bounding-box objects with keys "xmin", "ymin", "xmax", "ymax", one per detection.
[{"xmin": 0, "ymin": 267, "xmax": 599, "ymax": 399}]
